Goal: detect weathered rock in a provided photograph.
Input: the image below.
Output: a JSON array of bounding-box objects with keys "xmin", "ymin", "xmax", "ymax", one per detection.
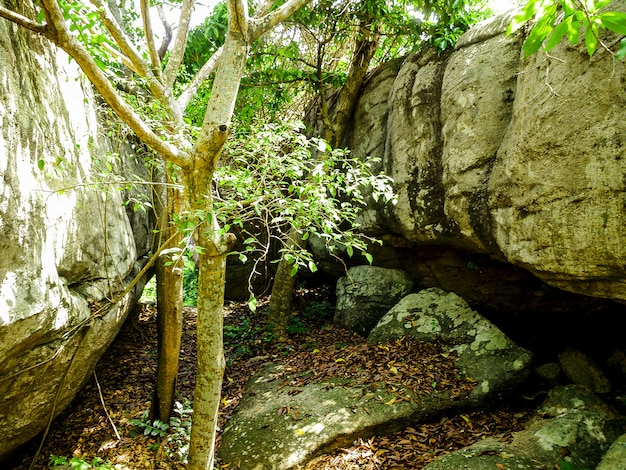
[
  {"xmin": 218, "ymin": 289, "xmax": 530, "ymax": 469},
  {"xmin": 334, "ymin": 266, "xmax": 413, "ymax": 336},
  {"xmin": 535, "ymin": 362, "xmax": 562, "ymax": 383},
  {"xmin": 218, "ymin": 363, "xmax": 459, "ymax": 470},
  {"xmin": 348, "ymin": 7, "xmax": 626, "ymax": 303},
  {"xmin": 559, "ymin": 348, "xmax": 612, "ymax": 394},
  {"xmin": 368, "ymin": 288, "xmax": 532, "ymax": 402},
  {"xmin": 597, "ymin": 433, "xmax": 626, "ymax": 470},
  {"xmin": 0, "ymin": 18, "xmax": 150, "ymax": 459},
  {"xmin": 423, "ymin": 385, "xmax": 626, "ymax": 470}
]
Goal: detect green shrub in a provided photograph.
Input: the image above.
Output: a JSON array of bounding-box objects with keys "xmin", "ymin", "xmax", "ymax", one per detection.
[{"xmin": 49, "ymin": 455, "xmax": 126, "ymax": 469}]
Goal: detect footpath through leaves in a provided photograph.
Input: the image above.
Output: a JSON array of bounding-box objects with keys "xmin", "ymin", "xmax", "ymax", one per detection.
[{"xmin": 6, "ymin": 285, "xmax": 530, "ymax": 470}]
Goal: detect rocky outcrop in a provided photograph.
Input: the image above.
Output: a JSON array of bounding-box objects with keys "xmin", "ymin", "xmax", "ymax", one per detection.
[
  {"xmin": 218, "ymin": 288, "xmax": 532, "ymax": 469},
  {"xmin": 0, "ymin": 17, "xmax": 152, "ymax": 459},
  {"xmin": 368, "ymin": 288, "xmax": 532, "ymax": 402},
  {"xmin": 334, "ymin": 266, "xmax": 413, "ymax": 336},
  {"xmin": 349, "ymin": 8, "xmax": 626, "ymax": 304},
  {"xmin": 423, "ymin": 385, "xmax": 626, "ymax": 470}
]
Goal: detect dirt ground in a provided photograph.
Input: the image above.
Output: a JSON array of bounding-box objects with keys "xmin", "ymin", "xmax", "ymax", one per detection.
[{"xmin": 5, "ymin": 284, "xmax": 533, "ymax": 470}]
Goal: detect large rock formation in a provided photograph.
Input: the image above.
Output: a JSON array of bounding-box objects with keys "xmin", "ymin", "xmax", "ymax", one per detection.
[
  {"xmin": 218, "ymin": 289, "xmax": 532, "ymax": 469},
  {"xmin": 349, "ymin": 8, "xmax": 626, "ymax": 306},
  {"xmin": 0, "ymin": 13, "xmax": 152, "ymax": 459}
]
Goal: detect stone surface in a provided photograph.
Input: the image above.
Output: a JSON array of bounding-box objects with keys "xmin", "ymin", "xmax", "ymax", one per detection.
[
  {"xmin": 0, "ymin": 18, "xmax": 151, "ymax": 459},
  {"xmin": 334, "ymin": 265, "xmax": 413, "ymax": 336},
  {"xmin": 559, "ymin": 348, "xmax": 612, "ymax": 394},
  {"xmin": 423, "ymin": 385, "xmax": 626, "ymax": 470},
  {"xmin": 218, "ymin": 363, "xmax": 460, "ymax": 470},
  {"xmin": 219, "ymin": 299, "xmax": 529, "ymax": 470},
  {"xmin": 596, "ymin": 433, "xmax": 626, "ymax": 470},
  {"xmin": 368, "ymin": 288, "xmax": 532, "ymax": 402},
  {"xmin": 349, "ymin": 7, "xmax": 626, "ymax": 303}
]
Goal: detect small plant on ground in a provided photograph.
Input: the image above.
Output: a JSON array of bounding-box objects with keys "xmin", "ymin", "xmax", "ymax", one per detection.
[
  {"xmin": 286, "ymin": 315, "xmax": 308, "ymax": 335},
  {"xmin": 49, "ymin": 455, "xmax": 127, "ymax": 470},
  {"xmin": 303, "ymin": 299, "xmax": 334, "ymax": 320},
  {"xmin": 556, "ymin": 460, "xmax": 591, "ymax": 470},
  {"xmin": 162, "ymin": 398, "xmax": 194, "ymax": 463},
  {"xmin": 128, "ymin": 410, "xmax": 169, "ymax": 438},
  {"xmin": 127, "ymin": 400, "xmax": 193, "ymax": 464}
]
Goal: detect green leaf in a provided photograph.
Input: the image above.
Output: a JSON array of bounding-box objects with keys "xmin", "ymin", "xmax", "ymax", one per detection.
[
  {"xmin": 290, "ymin": 264, "xmax": 299, "ymax": 277},
  {"xmin": 37, "ymin": 159, "xmax": 45, "ymax": 171},
  {"xmin": 617, "ymin": 37, "xmax": 626, "ymax": 59},
  {"xmin": 544, "ymin": 16, "xmax": 571, "ymax": 50},
  {"xmin": 308, "ymin": 260, "xmax": 317, "ymax": 272},
  {"xmin": 508, "ymin": 0, "xmax": 542, "ymax": 34},
  {"xmin": 364, "ymin": 253, "xmax": 374, "ymax": 264},
  {"xmin": 585, "ymin": 23, "xmax": 599, "ymax": 56},
  {"xmin": 248, "ymin": 296, "xmax": 257, "ymax": 312},
  {"xmin": 599, "ymin": 11, "xmax": 626, "ymax": 36},
  {"xmin": 345, "ymin": 245, "xmax": 354, "ymax": 257},
  {"xmin": 567, "ymin": 15, "xmax": 581, "ymax": 44},
  {"xmin": 522, "ymin": 8, "xmax": 558, "ymax": 56},
  {"xmin": 595, "ymin": 0, "xmax": 613, "ymax": 11}
]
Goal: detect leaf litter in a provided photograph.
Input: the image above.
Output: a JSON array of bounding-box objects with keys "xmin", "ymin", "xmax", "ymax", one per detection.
[{"xmin": 6, "ymin": 284, "xmax": 530, "ymax": 470}]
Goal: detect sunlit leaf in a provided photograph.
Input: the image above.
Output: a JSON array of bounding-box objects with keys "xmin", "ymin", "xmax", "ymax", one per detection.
[
  {"xmin": 585, "ymin": 23, "xmax": 599, "ymax": 56},
  {"xmin": 599, "ymin": 11, "xmax": 626, "ymax": 36}
]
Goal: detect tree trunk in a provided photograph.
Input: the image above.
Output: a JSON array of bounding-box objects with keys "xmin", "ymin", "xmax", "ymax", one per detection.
[
  {"xmin": 150, "ymin": 183, "xmax": 184, "ymax": 423},
  {"xmin": 267, "ymin": 20, "xmax": 380, "ymax": 331},
  {"xmin": 187, "ymin": 226, "xmax": 231, "ymax": 470},
  {"xmin": 268, "ymin": 229, "xmax": 305, "ymax": 340},
  {"xmin": 326, "ymin": 20, "xmax": 379, "ymax": 148},
  {"xmin": 186, "ymin": 19, "xmax": 248, "ymax": 469}
]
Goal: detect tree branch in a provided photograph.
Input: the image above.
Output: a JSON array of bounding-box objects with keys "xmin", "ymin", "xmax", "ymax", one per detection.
[
  {"xmin": 35, "ymin": 0, "xmax": 190, "ymax": 168},
  {"xmin": 140, "ymin": 0, "xmax": 163, "ymax": 77},
  {"xmin": 163, "ymin": 0, "xmax": 196, "ymax": 87},
  {"xmin": 0, "ymin": 6, "xmax": 45, "ymax": 35},
  {"xmin": 156, "ymin": 5, "xmax": 173, "ymax": 60},
  {"xmin": 174, "ymin": 45, "xmax": 224, "ymax": 116},
  {"xmin": 88, "ymin": 0, "xmax": 154, "ymax": 80},
  {"xmin": 249, "ymin": 0, "xmax": 311, "ymax": 41},
  {"xmin": 229, "ymin": 0, "xmax": 250, "ymax": 39}
]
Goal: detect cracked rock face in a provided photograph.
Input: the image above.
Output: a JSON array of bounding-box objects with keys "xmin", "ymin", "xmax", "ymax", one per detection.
[
  {"xmin": 350, "ymin": 7, "xmax": 626, "ymax": 303},
  {"xmin": 368, "ymin": 288, "xmax": 533, "ymax": 402},
  {"xmin": 0, "ymin": 21, "xmax": 151, "ymax": 459},
  {"xmin": 422, "ymin": 385, "xmax": 626, "ymax": 470}
]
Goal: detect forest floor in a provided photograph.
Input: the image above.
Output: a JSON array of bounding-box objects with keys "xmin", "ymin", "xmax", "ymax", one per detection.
[{"xmin": 7, "ymin": 283, "xmax": 534, "ymax": 470}]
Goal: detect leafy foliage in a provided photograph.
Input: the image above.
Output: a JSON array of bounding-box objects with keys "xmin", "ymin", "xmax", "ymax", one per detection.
[
  {"xmin": 508, "ymin": 0, "xmax": 626, "ymax": 58},
  {"xmin": 211, "ymin": 120, "xmax": 395, "ymax": 299},
  {"xmin": 48, "ymin": 455, "xmax": 126, "ymax": 470},
  {"xmin": 127, "ymin": 400, "xmax": 193, "ymax": 463},
  {"xmin": 180, "ymin": 0, "xmax": 489, "ymax": 129},
  {"xmin": 129, "ymin": 410, "xmax": 170, "ymax": 437}
]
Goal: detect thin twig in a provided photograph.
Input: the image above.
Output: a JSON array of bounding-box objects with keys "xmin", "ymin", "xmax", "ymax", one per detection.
[{"xmin": 94, "ymin": 370, "xmax": 121, "ymax": 440}]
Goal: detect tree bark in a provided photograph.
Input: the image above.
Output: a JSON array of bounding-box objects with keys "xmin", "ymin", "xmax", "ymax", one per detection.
[
  {"xmin": 267, "ymin": 21, "xmax": 379, "ymax": 332},
  {"xmin": 268, "ymin": 229, "xmax": 305, "ymax": 340},
  {"xmin": 186, "ymin": 224, "xmax": 232, "ymax": 470},
  {"xmin": 150, "ymin": 183, "xmax": 184, "ymax": 423},
  {"xmin": 186, "ymin": 7, "xmax": 248, "ymax": 465}
]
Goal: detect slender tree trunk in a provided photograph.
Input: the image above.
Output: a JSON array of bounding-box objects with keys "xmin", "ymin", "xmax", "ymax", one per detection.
[
  {"xmin": 187, "ymin": 224, "xmax": 232, "ymax": 470},
  {"xmin": 267, "ymin": 22, "xmax": 379, "ymax": 332},
  {"xmin": 186, "ymin": 22, "xmax": 247, "ymax": 469},
  {"xmin": 268, "ymin": 229, "xmax": 306, "ymax": 340},
  {"xmin": 151, "ymin": 183, "xmax": 184, "ymax": 423}
]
